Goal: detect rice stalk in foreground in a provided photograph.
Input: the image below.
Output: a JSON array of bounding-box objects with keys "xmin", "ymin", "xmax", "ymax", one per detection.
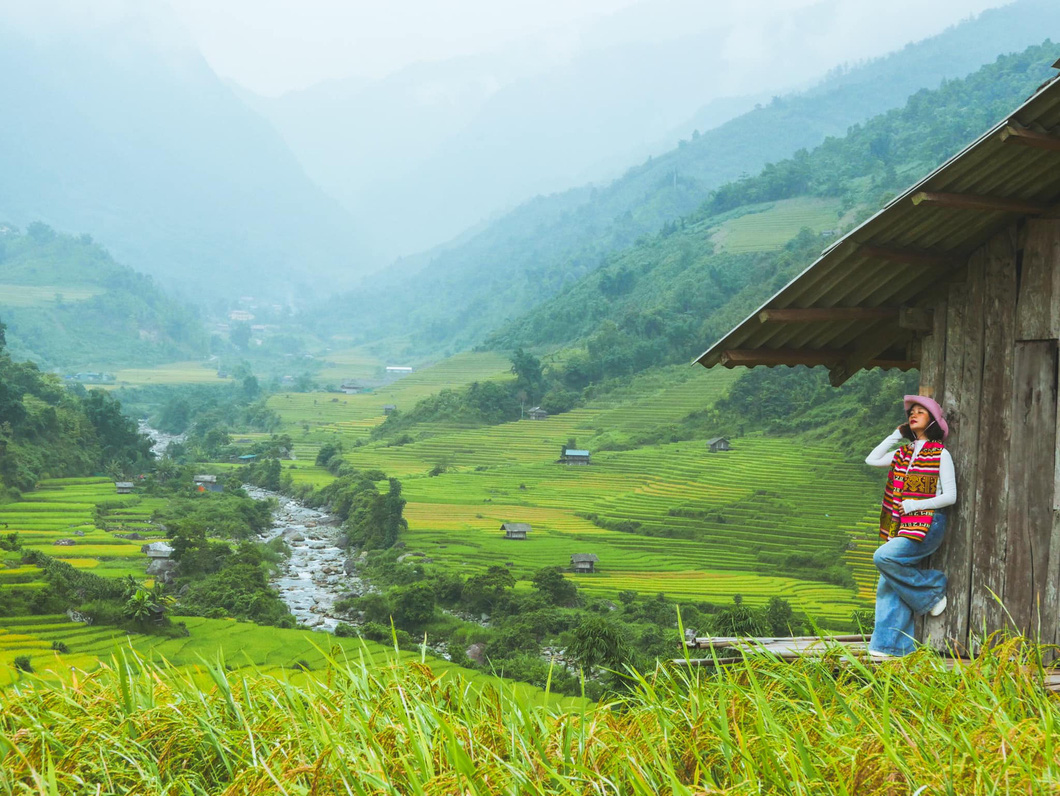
[{"xmin": 1, "ymin": 637, "xmax": 1058, "ymax": 795}]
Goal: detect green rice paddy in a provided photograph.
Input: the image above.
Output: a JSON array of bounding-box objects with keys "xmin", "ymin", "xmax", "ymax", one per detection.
[
  {"xmin": 0, "ymin": 283, "xmax": 104, "ymax": 306},
  {"xmin": 268, "ymin": 358, "xmax": 884, "ymax": 624},
  {"xmin": 109, "ymin": 361, "xmax": 234, "ymax": 386},
  {"xmin": 0, "ymin": 478, "xmax": 165, "ymax": 584},
  {"xmin": 711, "ymin": 197, "xmax": 843, "ymax": 253}
]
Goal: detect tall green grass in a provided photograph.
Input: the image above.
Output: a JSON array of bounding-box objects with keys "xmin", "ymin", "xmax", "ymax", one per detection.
[{"xmin": 2, "ymin": 637, "xmax": 1057, "ymax": 794}]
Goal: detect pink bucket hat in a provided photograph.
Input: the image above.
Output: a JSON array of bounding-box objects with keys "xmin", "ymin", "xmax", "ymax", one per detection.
[{"xmin": 903, "ymin": 394, "xmax": 949, "ymax": 441}]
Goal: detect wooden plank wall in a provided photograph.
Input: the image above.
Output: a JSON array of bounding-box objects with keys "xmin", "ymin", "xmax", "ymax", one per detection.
[{"xmin": 917, "ymin": 221, "xmax": 1060, "ymax": 652}]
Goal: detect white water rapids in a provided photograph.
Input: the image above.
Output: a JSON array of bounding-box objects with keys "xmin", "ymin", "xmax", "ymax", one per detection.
[{"xmin": 140, "ymin": 424, "xmax": 363, "ymax": 632}]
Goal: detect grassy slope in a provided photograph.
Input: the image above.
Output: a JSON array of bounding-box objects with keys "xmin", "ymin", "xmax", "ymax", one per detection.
[{"xmin": 267, "ymin": 357, "xmax": 882, "ymax": 624}]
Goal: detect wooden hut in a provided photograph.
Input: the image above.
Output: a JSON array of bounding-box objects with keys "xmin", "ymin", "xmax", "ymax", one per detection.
[
  {"xmin": 706, "ymin": 437, "xmax": 732, "ymax": 452},
  {"xmin": 528, "ymin": 406, "xmax": 548, "ymax": 420},
  {"xmin": 695, "ymin": 69, "xmax": 1060, "ymax": 653},
  {"xmin": 501, "ymin": 522, "xmax": 532, "ymax": 540},
  {"xmin": 114, "ymin": 482, "xmax": 134, "ymax": 494},
  {"xmin": 383, "ymin": 404, "xmax": 397, "ymax": 415},
  {"xmin": 559, "ymin": 447, "xmax": 591, "ymax": 465},
  {"xmin": 570, "ymin": 553, "xmax": 599, "ymax": 573}
]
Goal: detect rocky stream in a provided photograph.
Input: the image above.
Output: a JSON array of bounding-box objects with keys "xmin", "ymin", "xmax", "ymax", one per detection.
[
  {"xmin": 140, "ymin": 424, "xmax": 364, "ymax": 632},
  {"xmin": 246, "ymin": 486, "xmax": 368, "ymax": 632}
]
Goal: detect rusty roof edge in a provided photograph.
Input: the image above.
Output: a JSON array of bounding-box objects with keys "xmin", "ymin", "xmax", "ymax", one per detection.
[{"xmin": 693, "ymin": 74, "xmax": 1060, "ymax": 369}]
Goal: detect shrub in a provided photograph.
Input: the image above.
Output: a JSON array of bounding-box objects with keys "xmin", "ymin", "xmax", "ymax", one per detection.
[
  {"xmin": 51, "ymin": 641, "xmax": 70, "ymax": 654},
  {"xmin": 13, "ymin": 655, "xmax": 33, "ymax": 673}
]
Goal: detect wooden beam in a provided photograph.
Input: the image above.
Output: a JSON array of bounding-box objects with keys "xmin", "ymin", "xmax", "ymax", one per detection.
[
  {"xmin": 857, "ymin": 245, "xmax": 959, "ymax": 268},
  {"xmin": 898, "ymin": 306, "xmax": 935, "ymax": 332},
  {"xmin": 720, "ymin": 348, "xmax": 914, "ymax": 369},
  {"xmin": 829, "ymin": 325, "xmax": 912, "ymax": 387},
  {"xmin": 757, "ymin": 307, "xmax": 898, "ymax": 323},
  {"xmin": 998, "ymin": 123, "xmax": 1060, "ymax": 153},
  {"xmin": 720, "ymin": 349, "xmax": 844, "ymax": 367},
  {"xmin": 911, "ymin": 191, "xmax": 1049, "ymax": 216}
]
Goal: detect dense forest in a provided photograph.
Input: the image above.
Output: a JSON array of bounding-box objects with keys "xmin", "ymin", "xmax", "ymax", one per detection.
[
  {"xmin": 0, "ymin": 320, "xmax": 152, "ymax": 494},
  {"xmin": 0, "ymin": 224, "xmax": 207, "ymax": 368}
]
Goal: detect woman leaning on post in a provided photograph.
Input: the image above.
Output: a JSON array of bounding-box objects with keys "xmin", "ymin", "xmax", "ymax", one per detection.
[{"xmin": 864, "ymin": 395, "xmax": 955, "ymax": 659}]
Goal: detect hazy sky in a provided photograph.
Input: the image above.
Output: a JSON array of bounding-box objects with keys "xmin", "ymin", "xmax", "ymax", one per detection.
[{"xmin": 167, "ymin": 0, "xmax": 1012, "ymax": 97}]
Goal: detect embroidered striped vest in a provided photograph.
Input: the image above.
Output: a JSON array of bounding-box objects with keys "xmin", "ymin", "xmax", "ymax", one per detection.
[{"xmin": 879, "ymin": 441, "xmax": 945, "ymax": 542}]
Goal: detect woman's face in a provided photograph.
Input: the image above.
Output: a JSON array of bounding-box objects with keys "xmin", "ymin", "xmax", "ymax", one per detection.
[{"xmin": 907, "ymin": 404, "xmax": 932, "ymax": 435}]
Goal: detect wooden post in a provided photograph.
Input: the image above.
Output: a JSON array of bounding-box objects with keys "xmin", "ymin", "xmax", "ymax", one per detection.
[
  {"xmin": 921, "ymin": 250, "xmax": 986, "ymax": 652},
  {"xmin": 1004, "ymin": 340, "xmax": 1058, "ymax": 638},
  {"xmin": 1016, "ymin": 220, "xmax": 1060, "ymax": 341},
  {"xmin": 968, "ymin": 227, "xmax": 1019, "ymax": 645}
]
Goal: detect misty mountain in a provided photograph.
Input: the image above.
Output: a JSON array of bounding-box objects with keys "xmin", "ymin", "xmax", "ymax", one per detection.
[
  {"xmin": 310, "ymin": 0, "xmax": 1060, "ymax": 357},
  {"xmin": 256, "ymin": 0, "xmax": 1028, "ymax": 261},
  {"xmin": 0, "ymin": 223, "xmax": 207, "ymax": 369},
  {"xmin": 484, "ymin": 41, "xmax": 1060, "ymax": 368},
  {"xmin": 0, "ymin": 11, "xmax": 372, "ymax": 300}
]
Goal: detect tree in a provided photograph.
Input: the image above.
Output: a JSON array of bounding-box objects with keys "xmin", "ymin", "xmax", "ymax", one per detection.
[
  {"xmin": 764, "ymin": 596, "xmax": 803, "ymax": 636},
  {"xmin": 531, "ymin": 567, "xmax": 578, "ymax": 607},
  {"xmin": 462, "ymin": 566, "xmax": 515, "ymax": 614},
  {"xmin": 393, "ymin": 582, "xmax": 436, "ymax": 631},
  {"xmin": 230, "ymin": 322, "xmax": 252, "ymax": 351},
  {"xmin": 713, "ymin": 596, "xmax": 769, "ymax": 636},
  {"xmin": 567, "ymin": 615, "xmax": 629, "ymax": 674},
  {"xmin": 510, "ymin": 348, "xmax": 544, "ymax": 402},
  {"xmin": 241, "ymin": 375, "xmax": 261, "ymax": 401}
]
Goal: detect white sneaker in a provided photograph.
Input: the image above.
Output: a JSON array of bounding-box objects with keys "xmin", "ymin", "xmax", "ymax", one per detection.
[
  {"xmin": 929, "ymin": 595, "xmax": 947, "ymax": 617},
  {"xmin": 868, "ymin": 649, "xmax": 894, "ymax": 660}
]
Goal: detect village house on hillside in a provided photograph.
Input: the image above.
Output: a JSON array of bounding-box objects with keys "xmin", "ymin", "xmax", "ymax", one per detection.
[
  {"xmin": 383, "ymin": 404, "xmax": 397, "ymax": 415},
  {"xmin": 528, "ymin": 406, "xmax": 548, "ymax": 420},
  {"xmin": 114, "ymin": 482, "xmax": 134, "ymax": 494},
  {"xmin": 501, "ymin": 522, "xmax": 531, "ymax": 540},
  {"xmin": 570, "ymin": 553, "xmax": 599, "ymax": 573},
  {"xmin": 696, "ymin": 65, "xmax": 1060, "ymax": 654},
  {"xmin": 706, "ymin": 437, "xmax": 732, "ymax": 452},
  {"xmin": 559, "ymin": 447, "xmax": 591, "ymax": 465}
]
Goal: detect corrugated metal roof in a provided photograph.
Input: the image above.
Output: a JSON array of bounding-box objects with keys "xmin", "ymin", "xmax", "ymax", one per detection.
[
  {"xmin": 501, "ymin": 523, "xmax": 532, "ymax": 533},
  {"xmin": 695, "ymin": 72, "xmax": 1060, "ymax": 384},
  {"xmin": 564, "ymin": 449, "xmax": 591, "ymax": 457}
]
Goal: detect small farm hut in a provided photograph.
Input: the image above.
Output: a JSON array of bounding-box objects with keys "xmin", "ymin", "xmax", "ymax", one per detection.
[
  {"xmin": 559, "ymin": 447, "xmax": 591, "ymax": 465},
  {"xmin": 501, "ymin": 522, "xmax": 532, "ymax": 540},
  {"xmin": 114, "ymin": 482, "xmax": 134, "ymax": 494},
  {"xmin": 528, "ymin": 406, "xmax": 548, "ymax": 420},
  {"xmin": 570, "ymin": 553, "xmax": 599, "ymax": 573},
  {"xmin": 340, "ymin": 382, "xmax": 361, "ymax": 394},
  {"xmin": 383, "ymin": 404, "xmax": 397, "ymax": 415},
  {"xmin": 193, "ymin": 474, "xmax": 223, "ymax": 493},
  {"xmin": 141, "ymin": 542, "xmax": 174, "ymax": 559},
  {"xmin": 706, "ymin": 437, "xmax": 732, "ymax": 452},
  {"xmin": 695, "ymin": 68, "xmax": 1060, "ymax": 654}
]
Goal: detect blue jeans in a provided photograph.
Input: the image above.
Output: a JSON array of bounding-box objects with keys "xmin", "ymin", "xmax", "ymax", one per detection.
[{"xmin": 869, "ymin": 511, "xmax": 947, "ymax": 656}]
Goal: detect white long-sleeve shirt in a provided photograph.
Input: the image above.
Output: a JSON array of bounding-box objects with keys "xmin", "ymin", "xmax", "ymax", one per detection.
[{"xmin": 865, "ymin": 429, "xmax": 957, "ymax": 512}]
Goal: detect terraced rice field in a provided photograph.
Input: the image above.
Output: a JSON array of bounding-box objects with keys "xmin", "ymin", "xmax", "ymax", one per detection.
[
  {"xmin": 0, "ymin": 479, "xmax": 165, "ymax": 589},
  {"xmin": 711, "ymin": 198, "xmax": 843, "ymax": 253},
  {"xmin": 110, "ymin": 361, "xmax": 234, "ymax": 386},
  {"xmin": 269, "ymin": 350, "xmax": 515, "ymax": 458},
  {"xmin": 0, "ymin": 284, "xmax": 104, "ymax": 306},
  {"xmin": 314, "ymin": 347, "xmax": 384, "ymax": 384},
  {"xmin": 266, "ymin": 359, "xmax": 884, "ymax": 624}
]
